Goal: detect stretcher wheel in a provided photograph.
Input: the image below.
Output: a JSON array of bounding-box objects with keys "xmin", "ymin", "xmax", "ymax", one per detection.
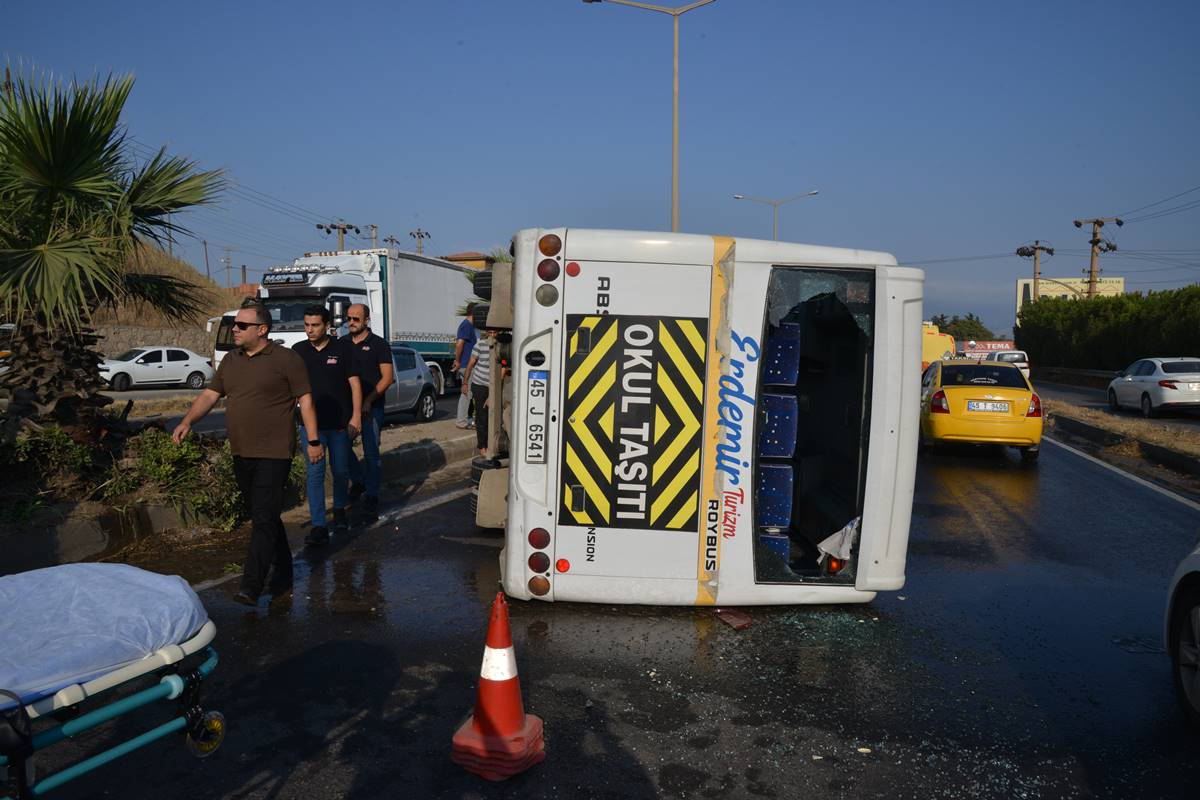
[{"xmin": 186, "ymin": 711, "xmax": 226, "ymax": 758}]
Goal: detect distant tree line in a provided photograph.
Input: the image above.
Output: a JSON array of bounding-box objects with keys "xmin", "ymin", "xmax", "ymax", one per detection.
[
  {"xmin": 1014, "ymin": 286, "xmax": 1200, "ymax": 370},
  {"xmin": 929, "ymin": 313, "xmax": 995, "ymax": 342}
]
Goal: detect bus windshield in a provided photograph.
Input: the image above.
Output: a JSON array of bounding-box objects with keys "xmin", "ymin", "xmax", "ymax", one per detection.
[{"xmin": 755, "ymin": 268, "xmax": 875, "ymax": 584}]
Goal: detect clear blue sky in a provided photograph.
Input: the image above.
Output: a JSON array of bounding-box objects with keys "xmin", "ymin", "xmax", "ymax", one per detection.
[{"xmin": 8, "ymin": 0, "xmax": 1199, "ymax": 334}]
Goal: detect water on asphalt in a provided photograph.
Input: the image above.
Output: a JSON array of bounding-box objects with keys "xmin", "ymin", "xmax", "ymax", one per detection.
[{"xmin": 34, "ymin": 444, "xmax": 1200, "ymax": 799}]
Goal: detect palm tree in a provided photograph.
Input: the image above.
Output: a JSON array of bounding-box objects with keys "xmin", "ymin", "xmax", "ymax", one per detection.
[{"xmin": 0, "ymin": 69, "xmax": 223, "ymax": 443}]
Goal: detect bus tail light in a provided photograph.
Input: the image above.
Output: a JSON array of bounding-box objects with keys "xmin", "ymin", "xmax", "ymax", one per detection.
[
  {"xmin": 528, "ymin": 552, "xmax": 550, "ymax": 573},
  {"xmin": 1159, "ymin": 380, "xmax": 1179, "ymax": 390},
  {"xmin": 537, "ymin": 259, "xmax": 560, "ymax": 281},
  {"xmin": 1026, "ymin": 393, "xmax": 1042, "ymax": 417},
  {"xmin": 528, "ymin": 528, "xmax": 550, "ymax": 549},
  {"xmin": 529, "ymin": 576, "xmax": 550, "ymax": 596},
  {"xmin": 930, "ymin": 390, "xmax": 950, "ymax": 414},
  {"xmin": 826, "ymin": 556, "xmax": 847, "ymax": 574},
  {"xmin": 555, "ymin": 559, "xmax": 570, "ymax": 573},
  {"xmin": 538, "ymin": 234, "xmax": 562, "ymax": 257},
  {"xmin": 566, "ymin": 261, "xmax": 580, "ymax": 277},
  {"xmin": 535, "ymin": 285, "xmax": 559, "ymax": 306}
]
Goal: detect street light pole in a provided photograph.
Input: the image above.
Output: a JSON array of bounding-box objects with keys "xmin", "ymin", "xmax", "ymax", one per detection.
[
  {"xmin": 732, "ymin": 191, "xmax": 820, "ymax": 240},
  {"xmin": 584, "ymin": 0, "xmax": 716, "ymax": 232}
]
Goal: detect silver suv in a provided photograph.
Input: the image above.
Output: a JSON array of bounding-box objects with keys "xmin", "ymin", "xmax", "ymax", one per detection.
[{"xmin": 383, "ymin": 345, "xmax": 437, "ymax": 421}]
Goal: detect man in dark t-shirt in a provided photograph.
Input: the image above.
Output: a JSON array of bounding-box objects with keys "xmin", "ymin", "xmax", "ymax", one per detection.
[
  {"xmin": 174, "ymin": 302, "xmax": 321, "ymax": 606},
  {"xmin": 345, "ymin": 303, "xmax": 394, "ymax": 520},
  {"xmin": 293, "ymin": 306, "xmax": 362, "ymax": 545}
]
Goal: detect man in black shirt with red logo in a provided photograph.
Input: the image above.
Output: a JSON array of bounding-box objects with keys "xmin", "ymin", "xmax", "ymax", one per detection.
[
  {"xmin": 345, "ymin": 303, "xmax": 394, "ymax": 520},
  {"xmin": 293, "ymin": 306, "xmax": 362, "ymax": 544}
]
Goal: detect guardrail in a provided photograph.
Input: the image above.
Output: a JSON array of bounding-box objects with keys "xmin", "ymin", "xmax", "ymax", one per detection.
[{"xmin": 1033, "ymin": 366, "xmax": 1118, "ymax": 390}]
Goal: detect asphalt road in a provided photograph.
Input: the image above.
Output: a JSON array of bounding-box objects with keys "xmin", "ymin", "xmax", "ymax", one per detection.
[
  {"xmin": 35, "ymin": 440, "xmax": 1200, "ymax": 799},
  {"xmin": 1036, "ymin": 381, "xmax": 1200, "ymax": 432},
  {"xmin": 151, "ymin": 395, "xmax": 460, "ymax": 437},
  {"xmin": 101, "ymin": 387, "xmax": 204, "ymax": 401}
]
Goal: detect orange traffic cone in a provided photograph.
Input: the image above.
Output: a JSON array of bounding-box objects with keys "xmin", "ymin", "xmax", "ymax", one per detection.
[{"xmin": 451, "ymin": 592, "xmax": 546, "ymax": 781}]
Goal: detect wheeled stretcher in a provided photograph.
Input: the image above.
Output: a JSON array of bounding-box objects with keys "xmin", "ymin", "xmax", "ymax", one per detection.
[{"xmin": 0, "ymin": 564, "xmax": 224, "ymax": 799}]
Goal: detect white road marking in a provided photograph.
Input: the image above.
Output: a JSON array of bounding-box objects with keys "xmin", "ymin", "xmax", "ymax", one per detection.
[
  {"xmin": 1042, "ymin": 436, "xmax": 1200, "ymax": 513},
  {"xmin": 191, "ymin": 485, "xmax": 474, "ymax": 592}
]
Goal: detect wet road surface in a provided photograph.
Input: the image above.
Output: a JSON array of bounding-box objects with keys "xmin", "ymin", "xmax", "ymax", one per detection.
[
  {"xmin": 1037, "ymin": 381, "xmax": 1200, "ymax": 430},
  {"xmin": 38, "ymin": 441, "xmax": 1200, "ymax": 799}
]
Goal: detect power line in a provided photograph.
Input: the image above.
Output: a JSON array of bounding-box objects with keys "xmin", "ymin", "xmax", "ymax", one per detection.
[
  {"xmin": 1124, "ymin": 198, "xmax": 1200, "ymax": 224},
  {"xmin": 898, "ymin": 254, "xmax": 1013, "ymax": 266},
  {"xmin": 1117, "ymin": 183, "xmax": 1200, "ymax": 217}
]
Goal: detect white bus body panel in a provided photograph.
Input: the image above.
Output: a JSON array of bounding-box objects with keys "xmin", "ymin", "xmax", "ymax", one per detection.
[{"xmin": 502, "ymin": 229, "xmax": 922, "ymax": 606}]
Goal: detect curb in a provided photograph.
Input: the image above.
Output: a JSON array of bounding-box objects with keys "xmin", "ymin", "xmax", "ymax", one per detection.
[
  {"xmin": 1050, "ymin": 413, "xmax": 1200, "ymax": 477},
  {"xmin": 2, "ymin": 431, "xmax": 482, "ymax": 576},
  {"xmin": 380, "ymin": 433, "xmax": 478, "ymax": 479}
]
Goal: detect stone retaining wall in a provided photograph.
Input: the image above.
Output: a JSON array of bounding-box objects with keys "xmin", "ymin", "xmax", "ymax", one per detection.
[{"xmin": 94, "ymin": 325, "xmax": 213, "ymax": 359}]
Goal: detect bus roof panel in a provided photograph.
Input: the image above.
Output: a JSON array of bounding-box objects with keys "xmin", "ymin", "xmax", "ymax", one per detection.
[{"xmin": 539, "ymin": 228, "xmax": 898, "ymax": 269}]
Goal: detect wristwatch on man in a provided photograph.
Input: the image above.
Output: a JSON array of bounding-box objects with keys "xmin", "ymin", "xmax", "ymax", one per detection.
[{"xmin": 308, "ymin": 439, "xmax": 321, "ymax": 447}]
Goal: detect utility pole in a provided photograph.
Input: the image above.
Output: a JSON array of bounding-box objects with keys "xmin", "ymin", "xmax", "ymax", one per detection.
[
  {"xmin": 240, "ymin": 264, "xmax": 247, "ymax": 287},
  {"xmin": 202, "ymin": 239, "xmax": 211, "ymax": 280},
  {"xmin": 409, "ymin": 228, "xmax": 430, "ymax": 256},
  {"xmin": 220, "ymin": 248, "xmax": 232, "ymax": 289},
  {"xmin": 369, "ymin": 224, "xmax": 378, "ymax": 248},
  {"xmin": 382, "ymin": 235, "xmax": 402, "ymax": 250},
  {"xmin": 1015, "ymin": 241, "xmax": 1055, "ymax": 302},
  {"xmin": 316, "ymin": 220, "xmax": 360, "ymax": 251},
  {"xmin": 1073, "ymin": 216, "xmax": 1123, "ymax": 298}
]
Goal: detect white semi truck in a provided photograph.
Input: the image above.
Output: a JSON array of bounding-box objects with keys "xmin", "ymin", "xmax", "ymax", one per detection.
[{"xmin": 209, "ymin": 248, "xmax": 473, "ymax": 392}]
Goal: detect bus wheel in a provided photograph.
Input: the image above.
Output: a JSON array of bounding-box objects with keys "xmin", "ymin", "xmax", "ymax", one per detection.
[{"xmin": 111, "ymin": 373, "xmax": 131, "ymax": 391}]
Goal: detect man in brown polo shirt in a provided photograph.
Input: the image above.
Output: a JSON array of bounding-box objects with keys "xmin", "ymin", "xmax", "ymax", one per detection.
[{"xmin": 173, "ymin": 302, "xmax": 321, "ymax": 606}]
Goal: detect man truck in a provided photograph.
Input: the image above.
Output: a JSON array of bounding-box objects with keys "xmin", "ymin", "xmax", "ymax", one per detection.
[{"xmin": 208, "ymin": 248, "xmax": 473, "ymax": 393}]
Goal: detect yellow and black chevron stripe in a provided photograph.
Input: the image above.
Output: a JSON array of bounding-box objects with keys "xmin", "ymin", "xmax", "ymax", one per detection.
[{"xmin": 559, "ymin": 314, "xmax": 707, "ymax": 532}]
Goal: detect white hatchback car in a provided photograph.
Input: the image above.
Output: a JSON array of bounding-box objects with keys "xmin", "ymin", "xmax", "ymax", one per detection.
[
  {"xmin": 1166, "ymin": 541, "xmax": 1200, "ymax": 728},
  {"xmin": 1107, "ymin": 357, "xmax": 1200, "ymax": 418},
  {"xmin": 100, "ymin": 347, "xmax": 214, "ymax": 391},
  {"xmin": 984, "ymin": 350, "xmax": 1030, "ymax": 380}
]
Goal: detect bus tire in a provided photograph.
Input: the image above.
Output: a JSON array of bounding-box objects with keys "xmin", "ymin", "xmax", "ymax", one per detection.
[
  {"xmin": 110, "ymin": 373, "xmax": 131, "ymax": 392},
  {"xmin": 473, "ymin": 270, "xmax": 493, "ymax": 301}
]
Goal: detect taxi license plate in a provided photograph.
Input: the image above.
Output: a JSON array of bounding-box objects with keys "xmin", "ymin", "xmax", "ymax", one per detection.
[
  {"xmin": 967, "ymin": 400, "xmax": 1009, "ymax": 413},
  {"xmin": 525, "ymin": 370, "xmax": 549, "ymax": 464}
]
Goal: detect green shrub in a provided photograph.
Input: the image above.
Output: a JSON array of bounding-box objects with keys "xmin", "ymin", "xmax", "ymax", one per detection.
[{"xmin": 10, "ymin": 425, "xmax": 95, "ymax": 478}]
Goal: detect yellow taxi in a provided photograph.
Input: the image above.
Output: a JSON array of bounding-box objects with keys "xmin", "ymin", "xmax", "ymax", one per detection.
[{"xmin": 920, "ymin": 359, "xmax": 1043, "ymax": 462}]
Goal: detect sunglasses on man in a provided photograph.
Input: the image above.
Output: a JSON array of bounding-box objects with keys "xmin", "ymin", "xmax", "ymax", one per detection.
[{"xmin": 232, "ymin": 320, "xmax": 265, "ymax": 330}]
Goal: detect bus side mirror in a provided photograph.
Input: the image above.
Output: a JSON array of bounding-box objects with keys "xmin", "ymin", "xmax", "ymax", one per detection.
[{"xmin": 331, "ymin": 300, "xmax": 346, "ymax": 328}]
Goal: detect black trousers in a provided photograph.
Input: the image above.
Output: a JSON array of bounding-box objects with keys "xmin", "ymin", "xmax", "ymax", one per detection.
[
  {"xmin": 233, "ymin": 456, "xmax": 293, "ymax": 596},
  {"xmin": 471, "ymin": 384, "xmax": 489, "ymax": 450}
]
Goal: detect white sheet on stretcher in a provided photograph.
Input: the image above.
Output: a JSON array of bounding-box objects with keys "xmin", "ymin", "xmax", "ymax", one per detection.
[{"xmin": 0, "ymin": 564, "xmax": 209, "ymax": 706}]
